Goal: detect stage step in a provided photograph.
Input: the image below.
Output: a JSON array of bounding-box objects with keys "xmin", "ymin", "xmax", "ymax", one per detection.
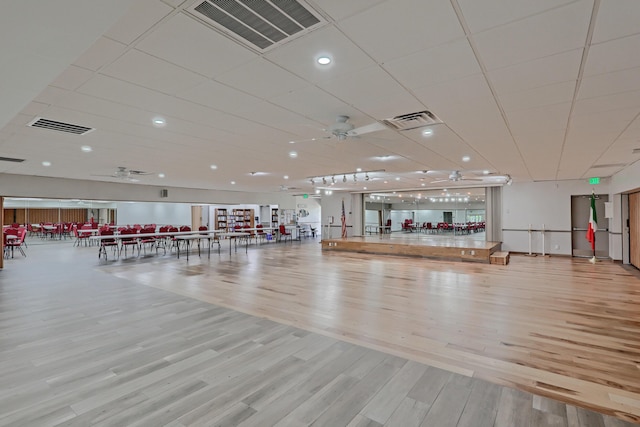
[{"xmin": 490, "ymin": 251, "xmax": 510, "ymax": 265}]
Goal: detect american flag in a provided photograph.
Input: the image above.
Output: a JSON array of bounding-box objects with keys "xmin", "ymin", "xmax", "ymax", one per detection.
[{"xmin": 341, "ymin": 199, "xmax": 347, "ymax": 238}]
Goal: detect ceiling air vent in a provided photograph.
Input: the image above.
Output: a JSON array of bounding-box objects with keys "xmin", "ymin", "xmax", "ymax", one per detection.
[
  {"xmin": 0, "ymin": 156, "xmax": 25, "ymax": 163},
  {"xmin": 189, "ymin": 0, "xmax": 324, "ymax": 51},
  {"xmin": 382, "ymin": 110, "xmax": 442, "ymax": 131},
  {"xmin": 28, "ymin": 118, "xmax": 94, "ymax": 135}
]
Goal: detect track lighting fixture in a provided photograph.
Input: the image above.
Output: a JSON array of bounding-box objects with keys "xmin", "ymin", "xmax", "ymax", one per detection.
[
  {"xmin": 310, "ymin": 179, "xmax": 314, "ymax": 186},
  {"xmin": 307, "ymin": 170, "xmax": 384, "ymax": 186}
]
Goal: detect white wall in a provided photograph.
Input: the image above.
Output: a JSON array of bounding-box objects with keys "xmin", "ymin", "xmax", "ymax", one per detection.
[
  {"xmin": 502, "ymin": 180, "xmax": 610, "ymax": 256},
  {"xmin": 320, "ymin": 193, "xmax": 355, "ymax": 238},
  {"xmin": 295, "ymin": 196, "xmax": 321, "ymax": 230},
  {"xmin": 0, "ymin": 174, "xmax": 297, "ymax": 207},
  {"xmin": 116, "ymin": 202, "xmax": 192, "ymax": 227}
]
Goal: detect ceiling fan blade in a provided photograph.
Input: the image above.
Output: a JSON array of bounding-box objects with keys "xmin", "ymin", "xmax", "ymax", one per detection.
[
  {"xmin": 128, "ymin": 170, "xmax": 152, "ymax": 175},
  {"xmin": 460, "ymin": 178, "xmax": 484, "ymax": 181},
  {"xmin": 429, "ymin": 179, "xmax": 449, "ymax": 184},
  {"xmin": 349, "ymin": 121, "xmax": 387, "ymax": 136}
]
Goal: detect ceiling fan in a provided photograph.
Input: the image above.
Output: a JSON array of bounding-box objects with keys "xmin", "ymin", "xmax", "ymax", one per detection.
[
  {"xmin": 290, "ymin": 115, "xmax": 387, "ymax": 143},
  {"xmin": 92, "ymin": 166, "xmax": 152, "ymax": 182},
  {"xmin": 426, "ymin": 170, "xmax": 485, "ymax": 184}
]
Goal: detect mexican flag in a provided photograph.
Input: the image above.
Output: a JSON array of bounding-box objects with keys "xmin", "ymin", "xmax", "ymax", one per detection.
[{"xmin": 586, "ymin": 193, "xmax": 597, "ymax": 251}]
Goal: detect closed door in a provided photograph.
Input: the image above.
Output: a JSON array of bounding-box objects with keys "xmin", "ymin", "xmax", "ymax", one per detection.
[
  {"xmin": 629, "ymin": 192, "xmax": 640, "ymax": 268},
  {"xmin": 571, "ymin": 194, "xmax": 608, "ymax": 257}
]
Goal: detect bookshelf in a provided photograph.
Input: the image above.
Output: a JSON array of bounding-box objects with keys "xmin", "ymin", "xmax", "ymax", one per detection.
[
  {"xmin": 231, "ymin": 208, "xmax": 254, "ymax": 230},
  {"xmin": 271, "ymin": 208, "xmax": 279, "ymax": 228},
  {"xmin": 214, "ymin": 208, "xmax": 228, "ymax": 231}
]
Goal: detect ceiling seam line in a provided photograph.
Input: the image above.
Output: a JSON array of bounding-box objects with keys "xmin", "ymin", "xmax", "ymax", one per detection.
[
  {"xmin": 449, "ymin": 0, "xmax": 532, "ymax": 181},
  {"xmin": 555, "ymin": 0, "xmax": 600, "ymax": 180}
]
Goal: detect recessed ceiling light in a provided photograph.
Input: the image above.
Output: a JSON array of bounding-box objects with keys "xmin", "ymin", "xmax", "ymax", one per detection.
[
  {"xmin": 317, "ymin": 56, "xmax": 331, "ymax": 65},
  {"xmin": 462, "ymin": 155, "xmax": 471, "ymax": 162},
  {"xmin": 284, "ymin": 175, "xmax": 289, "ymax": 180},
  {"xmin": 315, "ymin": 189, "xmax": 321, "ymax": 194},
  {"xmin": 42, "ymin": 161, "xmax": 51, "ymax": 167},
  {"xmin": 483, "ymin": 170, "xmax": 490, "ymax": 175},
  {"xmin": 152, "ymin": 117, "xmax": 166, "ymax": 127},
  {"xmin": 421, "ymin": 183, "xmax": 425, "ymax": 186},
  {"xmin": 230, "ymin": 181, "xmax": 236, "ymax": 185},
  {"xmin": 158, "ymin": 173, "xmax": 165, "ymax": 178},
  {"xmin": 81, "ymin": 145, "xmax": 92, "ymax": 153},
  {"xmin": 210, "ymin": 164, "xmax": 218, "ymax": 170},
  {"xmin": 363, "ymin": 187, "xmax": 367, "ymax": 190},
  {"xmin": 289, "ymin": 151, "xmax": 298, "ymax": 158},
  {"xmin": 422, "ymin": 129, "xmax": 433, "ymax": 136},
  {"xmin": 356, "ymin": 168, "xmax": 362, "ymax": 172},
  {"xmin": 289, "ymin": 140, "xmax": 296, "ymax": 144},
  {"xmin": 395, "ymin": 177, "xmax": 400, "ymax": 181}
]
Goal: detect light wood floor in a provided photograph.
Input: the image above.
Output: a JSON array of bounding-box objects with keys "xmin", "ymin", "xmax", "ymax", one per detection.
[{"xmin": 1, "ymin": 237, "xmax": 639, "ymax": 426}]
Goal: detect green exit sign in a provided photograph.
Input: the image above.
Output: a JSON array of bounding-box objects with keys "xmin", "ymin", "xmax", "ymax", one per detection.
[
  {"xmin": 303, "ymin": 194, "xmax": 309, "ymax": 199},
  {"xmin": 589, "ymin": 177, "xmax": 600, "ymax": 185}
]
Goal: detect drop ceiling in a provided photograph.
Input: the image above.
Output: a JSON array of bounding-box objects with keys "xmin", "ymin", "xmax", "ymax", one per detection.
[{"xmin": 1, "ymin": 0, "xmax": 640, "ymax": 196}]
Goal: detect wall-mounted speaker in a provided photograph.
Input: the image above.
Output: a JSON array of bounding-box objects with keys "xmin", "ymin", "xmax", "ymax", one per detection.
[{"xmin": 160, "ymin": 189, "xmax": 168, "ymax": 198}]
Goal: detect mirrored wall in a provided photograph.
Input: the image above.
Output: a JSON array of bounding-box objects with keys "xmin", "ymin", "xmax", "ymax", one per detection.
[
  {"xmin": 2, "ymin": 198, "xmax": 117, "ymax": 226},
  {"xmin": 364, "ymin": 187, "xmax": 486, "ymax": 238}
]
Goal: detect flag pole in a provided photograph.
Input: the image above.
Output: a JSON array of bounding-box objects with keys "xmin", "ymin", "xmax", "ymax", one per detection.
[{"xmin": 588, "ymin": 190, "xmax": 597, "ymax": 264}]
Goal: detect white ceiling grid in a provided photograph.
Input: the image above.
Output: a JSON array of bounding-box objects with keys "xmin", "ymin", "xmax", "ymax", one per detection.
[{"xmin": 1, "ymin": 0, "xmax": 640, "ymax": 194}]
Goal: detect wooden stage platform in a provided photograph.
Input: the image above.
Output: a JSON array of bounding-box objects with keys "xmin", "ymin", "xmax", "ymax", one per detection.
[{"xmin": 322, "ymin": 234, "xmax": 502, "ymax": 263}]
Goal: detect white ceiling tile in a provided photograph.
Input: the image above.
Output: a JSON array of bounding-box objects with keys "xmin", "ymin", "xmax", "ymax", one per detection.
[
  {"xmin": 472, "ymin": 2, "xmax": 592, "ymax": 70},
  {"xmin": 101, "ymin": 49, "xmax": 207, "ymax": 95},
  {"xmin": 215, "ymin": 58, "xmax": 309, "ymax": 100},
  {"xmin": 457, "ymin": 0, "xmax": 577, "ymax": 34},
  {"xmin": 104, "ymin": 0, "xmax": 174, "ymax": 45},
  {"xmin": 265, "ymin": 26, "xmax": 376, "ymax": 84},
  {"xmin": 176, "ymin": 80, "xmax": 263, "ymax": 115},
  {"xmin": 383, "ymin": 39, "xmax": 481, "ymax": 91},
  {"xmin": 270, "ymin": 86, "xmax": 358, "ymax": 125},
  {"xmin": 579, "ymin": 67, "xmax": 640, "ymax": 100},
  {"xmin": 573, "ymin": 91, "xmax": 640, "ymax": 116},
  {"xmin": 506, "ymin": 103, "xmax": 571, "ymax": 133},
  {"xmin": 318, "ymin": 66, "xmax": 421, "ymax": 118},
  {"xmin": 488, "ymin": 49, "xmax": 582, "ymax": 95},
  {"xmin": 73, "ymin": 37, "xmax": 127, "ymax": 72},
  {"xmin": 591, "ymin": 0, "xmax": 640, "ymax": 44},
  {"xmin": 310, "ymin": 0, "xmax": 386, "ymax": 21},
  {"xmin": 338, "ymin": 0, "xmax": 465, "ymax": 62},
  {"xmin": 136, "ymin": 13, "xmax": 257, "ymax": 78},
  {"xmin": 499, "ymin": 81, "xmax": 576, "ymax": 112},
  {"xmin": 49, "ymin": 66, "xmax": 94, "ymax": 91},
  {"xmin": 583, "ymin": 33, "xmax": 640, "ymax": 76},
  {"xmin": 413, "ymin": 73, "xmax": 493, "ymax": 113}
]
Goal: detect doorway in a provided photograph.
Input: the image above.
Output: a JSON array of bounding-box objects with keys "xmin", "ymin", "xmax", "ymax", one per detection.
[{"xmin": 571, "ymin": 194, "xmax": 608, "ymax": 258}]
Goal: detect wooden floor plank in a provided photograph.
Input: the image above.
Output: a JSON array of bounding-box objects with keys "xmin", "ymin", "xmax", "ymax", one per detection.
[{"xmin": 0, "ymin": 239, "xmax": 638, "ymax": 426}]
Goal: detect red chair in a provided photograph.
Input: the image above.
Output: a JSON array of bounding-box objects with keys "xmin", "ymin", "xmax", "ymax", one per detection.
[
  {"xmin": 98, "ymin": 229, "xmax": 119, "ymax": 260},
  {"xmin": 119, "ymin": 228, "xmax": 139, "ymax": 258},
  {"xmin": 73, "ymin": 225, "xmax": 91, "ymax": 247},
  {"xmin": 255, "ymin": 224, "xmax": 267, "ymax": 243},
  {"xmin": 278, "ymin": 224, "xmax": 292, "ymax": 243},
  {"xmin": 139, "ymin": 226, "xmax": 159, "ymax": 255},
  {"xmin": 4, "ymin": 228, "xmax": 25, "ymax": 258}
]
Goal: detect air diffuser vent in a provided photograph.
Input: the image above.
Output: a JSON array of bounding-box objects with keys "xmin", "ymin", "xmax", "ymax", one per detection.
[
  {"xmin": 382, "ymin": 110, "xmax": 442, "ymax": 131},
  {"xmin": 28, "ymin": 118, "xmax": 94, "ymax": 135},
  {"xmin": 190, "ymin": 0, "xmax": 323, "ymax": 51},
  {"xmin": 0, "ymin": 156, "xmax": 25, "ymax": 163}
]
